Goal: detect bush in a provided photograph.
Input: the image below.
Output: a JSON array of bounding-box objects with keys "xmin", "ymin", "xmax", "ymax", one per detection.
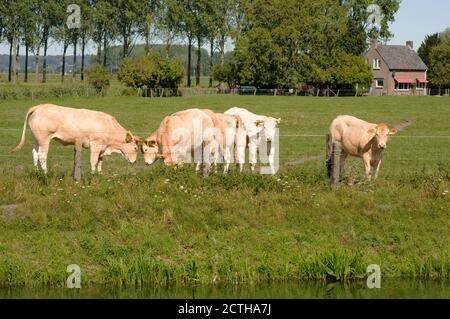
[
  {"xmin": 85, "ymin": 65, "xmax": 111, "ymax": 95},
  {"xmin": 118, "ymin": 54, "xmax": 184, "ymax": 91},
  {"xmin": 211, "ymin": 64, "xmax": 238, "ymax": 89}
]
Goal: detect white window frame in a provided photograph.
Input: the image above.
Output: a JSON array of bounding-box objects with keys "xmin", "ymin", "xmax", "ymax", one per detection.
[
  {"xmin": 416, "ymin": 81, "xmax": 426, "ymax": 89},
  {"xmin": 395, "ymin": 82, "xmax": 411, "ymax": 91},
  {"xmin": 375, "ymin": 79, "xmax": 384, "ymax": 88},
  {"xmin": 373, "ymin": 59, "xmax": 381, "ymax": 70}
]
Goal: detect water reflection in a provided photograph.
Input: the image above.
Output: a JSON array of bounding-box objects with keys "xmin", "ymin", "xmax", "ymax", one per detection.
[{"xmin": 1, "ymin": 280, "xmax": 449, "ymax": 299}]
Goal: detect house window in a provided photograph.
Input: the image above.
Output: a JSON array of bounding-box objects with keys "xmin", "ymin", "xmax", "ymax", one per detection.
[
  {"xmin": 395, "ymin": 82, "xmax": 410, "ymax": 90},
  {"xmin": 417, "ymin": 81, "xmax": 425, "ymax": 89},
  {"xmin": 373, "ymin": 59, "xmax": 381, "ymax": 70},
  {"xmin": 375, "ymin": 79, "xmax": 384, "ymax": 88}
]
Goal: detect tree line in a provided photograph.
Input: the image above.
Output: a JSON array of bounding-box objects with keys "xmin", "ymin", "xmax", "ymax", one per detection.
[
  {"xmin": 0, "ymin": 0, "xmax": 403, "ymax": 89},
  {"xmin": 418, "ymin": 28, "xmax": 450, "ymax": 91}
]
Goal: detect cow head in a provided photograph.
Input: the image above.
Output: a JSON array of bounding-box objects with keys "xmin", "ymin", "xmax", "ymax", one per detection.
[
  {"xmin": 141, "ymin": 136, "xmax": 161, "ymax": 165},
  {"xmin": 255, "ymin": 117, "xmax": 281, "ymax": 142},
  {"xmin": 368, "ymin": 124, "xmax": 397, "ymax": 150},
  {"xmin": 120, "ymin": 132, "xmax": 140, "ymax": 163}
]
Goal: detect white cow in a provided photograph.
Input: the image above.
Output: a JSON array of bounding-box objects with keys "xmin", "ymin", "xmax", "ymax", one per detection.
[{"xmin": 224, "ymin": 107, "xmax": 281, "ymax": 173}]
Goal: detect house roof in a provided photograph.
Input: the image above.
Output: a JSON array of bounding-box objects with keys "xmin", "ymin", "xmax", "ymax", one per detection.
[{"xmin": 376, "ymin": 45, "xmax": 427, "ymax": 71}]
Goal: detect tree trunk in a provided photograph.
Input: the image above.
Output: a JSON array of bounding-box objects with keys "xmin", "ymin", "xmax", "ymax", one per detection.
[
  {"xmin": 209, "ymin": 38, "xmax": 214, "ymax": 88},
  {"xmin": 25, "ymin": 43, "xmax": 29, "ymax": 83},
  {"xmin": 73, "ymin": 36, "xmax": 77, "ymax": 80},
  {"xmin": 103, "ymin": 34, "xmax": 107, "ymax": 67},
  {"xmin": 122, "ymin": 26, "xmax": 129, "ymax": 58},
  {"xmin": 144, "ymin": 16, "xmax": 151, "ymax": 55},
  {"xmin": 81, "ymin": 34, "xmax": 86, "ymax": 81},
  {"xmin": 220, "ymin": 35, "xmax": 225, "ymax": 65},
  {"xmin": 8, "ymin": 40, "xmax": 12, "ymax": 82},
  {"xmin": 12, "ymin": 37, "xmax": 18, "ymax": 84},
  {"xmin": 15, "ymin": 43, "xmax": 20, "ymax": 81},
  {"xmin": 61, "ymin": 37, "xmax": 68, "ymax": 83},
  {"xmin": 196, "ymin": 37, "xmax": 201, "ymax": 86},
  {"xmin": 96, "ymin": 41, "xmax": 102, "ymax": 65},
  {"xmin": 42, "ymin": 31, "xmax": 48, "ymax": 83},
  {"xmin": 35, "ymin": 45, "xmax": 40, "ymax": 83},
  {"xmin": 187, "ymin": 37, "xmax": 192, "ymax": 87}
]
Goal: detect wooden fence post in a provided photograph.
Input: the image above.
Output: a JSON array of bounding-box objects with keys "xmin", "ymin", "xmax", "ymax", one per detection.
[
  {"xmin": 331, "ymin": 141, "xmax": 342, "ymax": 186},
  {"xmin": 72, "ymin": 139, "xmax": 83, "ymax": 181}
]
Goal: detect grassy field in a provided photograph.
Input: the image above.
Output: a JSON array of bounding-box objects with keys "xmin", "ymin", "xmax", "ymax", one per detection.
[{"xmin": 0, "ymin": 95, "xmax": 449, "ymax": 288}]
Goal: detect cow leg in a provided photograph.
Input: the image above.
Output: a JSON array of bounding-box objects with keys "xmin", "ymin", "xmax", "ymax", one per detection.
[
  {"xmin": 97, "ymin": 156, "xmax": 104, "ymax": 173},
  {"xmin": 32, "ymin": 145, "xmax": 39, "ymax": 171},
  {"xmin": 339, "ymin": 152, "xmax": 348, "ymax": 176},
  {"xmin": 37, "ymin": 142, "xmax": 50, "ymax": 174},
  {"xmin": 248, "ymin": 136, "xmax": 258, "ymax": 172},
  {"xmin": 372, "ymin": 159, "xmax": 382, "ymax": 180},
  {"xmin": 223, "ymin": 146, "xmax": 231, "ymax": 173},
  {"xmin": 362, "ymin": 154, "xmax": 372, "ymax": 181},
  {"xmin": 89, "ymin": 144, "xmax": 102, "ymax": 174}
]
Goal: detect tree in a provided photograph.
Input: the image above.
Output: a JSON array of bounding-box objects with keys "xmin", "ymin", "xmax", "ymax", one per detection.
[
  {"xmin": 338, "ymin": 0, "xmax": 400, "ymax": 55},
  {"xmin": 86, "ymin": 64, "xmax": 111, "ymax": 94},
  {"xmin": 1, "ymin": 0, "xmax": 28, "ymax": 83},
  {"xmin": 118, "ymin": 54, "xmax": 184, "ymax": 90},
  {"xmin": 138, "ymin": 0, "xmax": 160, "ymax": 55},
  {"xmin": 418, "ymin": 29, "xmax": 450, "ymax": 89},
  {"xmin": 113, "ymin": 0, "xmax": 142, "ymax": 58},
  {"xmin": 41, "ymin": 0, "xmax": 60, "ymax": 83},
  {"xmin": 418, "ymin": 33, "xmax": 440, "ymax": 68},
  {"xmin": 211, "ymin": 63, "xmax": 237, "ymax": 89},
  {"xmin": 91, "ymin": 0, "xmax": 117, "ymax": 67},
  {"xmin": 428, "ymin": 44, "xmax": 450, "ymax": 92},
  {"xmin": 155, "ymin": 0, "xmax": 182, "ymax": 58}
]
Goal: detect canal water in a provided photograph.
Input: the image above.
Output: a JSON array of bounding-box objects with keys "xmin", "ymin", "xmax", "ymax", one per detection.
[{"xmin": 1, "ymin": 280, "xmax": 449, "ymax": 298}]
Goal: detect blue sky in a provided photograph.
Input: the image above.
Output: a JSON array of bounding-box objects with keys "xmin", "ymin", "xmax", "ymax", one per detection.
[
  {"xmin": 387, "ymin": 0, "xmax": 450, "ymax": 49},
  {"xmin": 0, "ymin": 0, "xmax": 449, "ymax": 55}
]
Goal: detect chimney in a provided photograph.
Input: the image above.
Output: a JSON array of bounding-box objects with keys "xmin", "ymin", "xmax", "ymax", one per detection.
[
  {"xmin": 371, "ymin": 38, "xmax": 378, "ymax": 49},
  {"xmin": 406, "ymin": 41, "xmax": 414, "ymax": 50}
]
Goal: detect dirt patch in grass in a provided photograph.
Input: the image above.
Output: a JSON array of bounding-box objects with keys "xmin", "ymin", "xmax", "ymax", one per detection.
[
  {"xmin": 394, "ymin": 119, "xmax": 415, "ymax": 132},
  {"xmin": 0, "ymin": 204, "xmax": 17, "ymax": 219},
  {"xmin": 284, "ymin": 155, "xmax": 323, "ymax": 166}
]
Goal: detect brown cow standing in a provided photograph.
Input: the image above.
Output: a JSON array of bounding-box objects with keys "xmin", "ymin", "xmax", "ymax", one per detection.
[
  {"xmin": 13, "ymin": 104, "xmax": 140, "ymax": 174},
  {"xmin": 328, "ymin": 115, "xmax": 397, "ymax": 181}
]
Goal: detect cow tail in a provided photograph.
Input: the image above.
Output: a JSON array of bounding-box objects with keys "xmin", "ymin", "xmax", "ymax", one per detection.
[
  {"xmin": 12, "ymin": 106, "xmax": 38, "ymax": 152},
  {"xmin": 326, "ymin": 133, "xmax": 333, "ymax": 178},
  {"xmin": 232, "ymin": 115, "xmax": 243, "ymax": 164}
]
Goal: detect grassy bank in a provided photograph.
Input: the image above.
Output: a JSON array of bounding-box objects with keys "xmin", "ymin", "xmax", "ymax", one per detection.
[{"xmin": 0, "ymin": 95, "xmax": 449, "ymax": 287}]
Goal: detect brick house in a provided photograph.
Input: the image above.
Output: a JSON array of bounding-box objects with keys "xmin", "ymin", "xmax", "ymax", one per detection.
[{"xmin": 365, "ymin": 40, "xmax": 428, "ymax": 96}]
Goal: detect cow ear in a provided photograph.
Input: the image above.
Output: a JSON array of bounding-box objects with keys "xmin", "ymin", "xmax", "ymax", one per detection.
[
  {"xmin": 254, "ymin": 120, "xmax": 264, "ymax": 127},
  {"xmin": 367, "ymin": 127, "xmax": 377, "ymax": 135},
  {"xmin": 125, "ymin": 132, "xmax": 133, "ymax": 143},
  {"xmin": 146, "ymin": 139, "xmax": 157, "ymax": 147},
  {"xmin": 133, "ymin": 136, "xmax": 141, "ymax": 143},
  {"xmin": 389, "ymin": 128, "xmax": 398, "ymax": 135}
]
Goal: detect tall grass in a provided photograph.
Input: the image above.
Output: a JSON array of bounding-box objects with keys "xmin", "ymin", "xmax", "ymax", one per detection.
[{"xmin": 0, "ymin": 95, "xmax": 449, "ymax": 288}]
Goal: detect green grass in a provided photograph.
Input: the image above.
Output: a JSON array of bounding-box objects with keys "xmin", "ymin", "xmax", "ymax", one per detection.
[{"xmin": 0, "ymin": 95, "xmax": 449, "ymax": 288}]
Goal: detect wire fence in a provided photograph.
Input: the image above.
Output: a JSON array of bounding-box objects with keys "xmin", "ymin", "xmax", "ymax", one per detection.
[{"xmin": 137, "ymin": 87, "xmax": 450, "ymax": 98}]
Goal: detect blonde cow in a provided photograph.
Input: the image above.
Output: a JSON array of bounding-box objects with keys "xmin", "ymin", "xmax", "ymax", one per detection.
[
  {"xmin": 328, "ymin": 115, "xmax": 397, "ymax": 181},
  {"xmin": 13, "ymin": 104, "xmax": 141, "ymax": 174},
  {"xmin": 141, "ymin": 108, "xmax": 215, "ymax": 171},
  {"xmin": 201, "ymin": 109, "xmax": 246, "ymax": 173}
]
